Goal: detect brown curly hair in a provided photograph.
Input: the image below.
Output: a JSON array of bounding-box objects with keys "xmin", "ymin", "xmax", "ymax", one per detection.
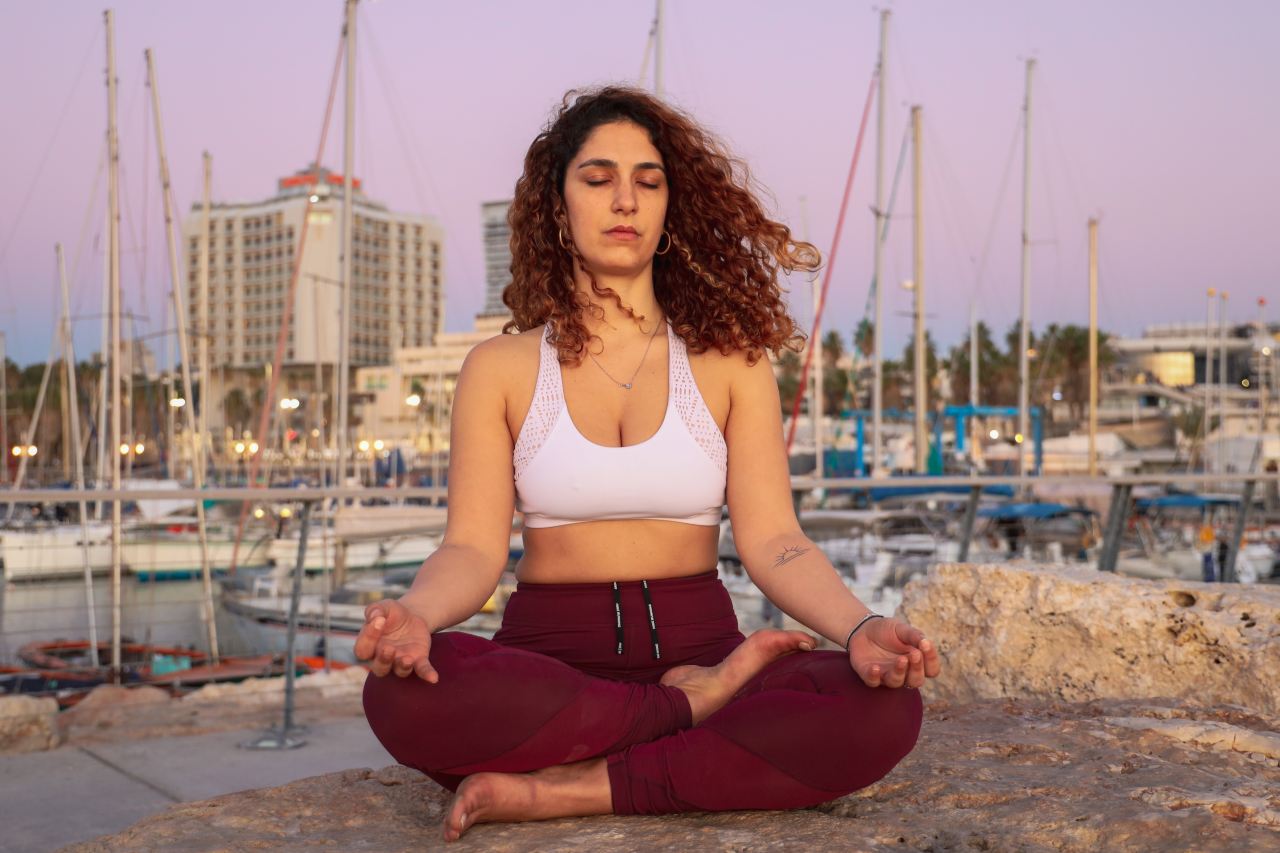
[{"xmin": 502, "ymin": 85, "xmax": 820, "ymax": 366}]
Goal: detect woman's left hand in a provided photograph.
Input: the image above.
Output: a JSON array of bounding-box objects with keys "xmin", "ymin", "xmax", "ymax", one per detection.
[{"xmin": 846, "ymin": 616, "xmax": 941, "ymax": 689}]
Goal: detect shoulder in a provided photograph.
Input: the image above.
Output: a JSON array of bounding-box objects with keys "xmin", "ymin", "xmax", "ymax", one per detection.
[{"xmin": 460, "ymin": 326, "xmax": 544, "ymax": 381}]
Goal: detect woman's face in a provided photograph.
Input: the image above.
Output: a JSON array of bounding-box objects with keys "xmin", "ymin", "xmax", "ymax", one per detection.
[{"xmin": 562, "ymin": 120, "xmax": 669, "ymax": 277}]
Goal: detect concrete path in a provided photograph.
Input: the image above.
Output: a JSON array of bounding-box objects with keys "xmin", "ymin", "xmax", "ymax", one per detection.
[{"xmin": 0, "ymin": 716, "xmax": 392, "ymax": 853}]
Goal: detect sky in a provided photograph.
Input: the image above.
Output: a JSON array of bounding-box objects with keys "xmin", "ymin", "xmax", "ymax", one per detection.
[{"xmin": 1, "ymin": 0, "xmax": 1278, "ymax": 368}]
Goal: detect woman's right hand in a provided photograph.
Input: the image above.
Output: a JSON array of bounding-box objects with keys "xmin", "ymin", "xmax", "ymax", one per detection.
[{"xmin": 353, "ymin": 599, "xmax": 438, "ymax": 682}]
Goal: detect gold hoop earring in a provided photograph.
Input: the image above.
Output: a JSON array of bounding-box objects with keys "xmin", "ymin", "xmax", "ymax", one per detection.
[
  {"xmin": 655, "ymin": 230, "xmax": 672, "ymax": 256},
  {"xmin": 558, "ymin": 227, "xmax": 573, "ymax": 251}
]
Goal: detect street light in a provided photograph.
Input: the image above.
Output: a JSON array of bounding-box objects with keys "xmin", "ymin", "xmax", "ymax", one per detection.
[
  {"xmin": 10, "ymin": 445, "xmax": 21, "ymax": 457},
  {"xmin": 25, "ymin": 445, "xmax": 37, "ymax": 457},
  {"xmin": 119, "ymin": 443, "xmax": 131, "ymax": 456},
  {"xmin": 279, "ymin": 397, "xmax": 300, "ymax": 410},
  {"xmin": 358, "ymin": 439, "xmax": 370, "ymax": 453},
  {"xmin": 234, "ymin": 441, "xmax": 246, "ymax": 455},
  {"xmin": 169, "ymin": 397, "xmax": 186, "ymax": 408},
  {"xmin": 134, "ymin": 442, "xmax": 145, "ymax": 455},
  {"xmin": 988, "ymin": 429, "xmax": 1000, "ymax": 440},
  {"xmin": 405, "ymin": 393, "xmax": 421, "ymax": 407},
  {"xmin": 373, "ymin": 439, "xmax": 385, "ymax": 452}
]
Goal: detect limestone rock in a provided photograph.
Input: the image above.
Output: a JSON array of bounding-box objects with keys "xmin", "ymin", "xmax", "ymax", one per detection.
[
  {"xmin": 899, "ymin": 563, "xmax": 1280, "ymax": 714},
  {"xmin": 67, "ymin": 699, "xmax": 1277, "ymax": 852},
  {"xmin": 57, "ymin": 670, "xmax": 367, "ymax": 747},
  {"xmin": 0, "ymin": 695, "xmax": 60, "ymax": 753}
]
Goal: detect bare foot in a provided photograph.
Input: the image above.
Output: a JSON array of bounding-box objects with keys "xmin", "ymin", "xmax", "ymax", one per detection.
[
  {"xmin": 660, "ymin": 629, "xmax": 815, "ymax": 724},
  {"xmin": 442, "ymin": 759, "xmax": 611, "ymax": 842}
]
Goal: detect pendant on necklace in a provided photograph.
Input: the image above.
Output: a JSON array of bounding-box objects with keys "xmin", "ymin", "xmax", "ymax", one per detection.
[{"xmin": 622, "ymin": 383, "xmax": 632, "ymax": 390}]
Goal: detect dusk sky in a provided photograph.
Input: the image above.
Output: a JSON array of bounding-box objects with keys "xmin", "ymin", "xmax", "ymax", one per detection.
[{"xmin": 2, "ymin": 0, "xmax": 1278, "ymax": 368}]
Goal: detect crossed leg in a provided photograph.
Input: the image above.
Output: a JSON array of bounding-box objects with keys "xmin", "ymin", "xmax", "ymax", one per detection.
[{"xmin": 433, "ymin": 642, "xmax": 921, "ymax": 841}]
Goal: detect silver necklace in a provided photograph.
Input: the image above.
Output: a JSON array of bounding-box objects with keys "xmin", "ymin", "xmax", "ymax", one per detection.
[{"xmin": 587, "ymin": 318, "xmax": 664, "ymax": 390}]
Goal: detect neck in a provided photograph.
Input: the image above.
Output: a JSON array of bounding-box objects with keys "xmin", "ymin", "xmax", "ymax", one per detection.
[{"xmin": 572, "ymin": 264, "xmax": 663, "ymax": 340}]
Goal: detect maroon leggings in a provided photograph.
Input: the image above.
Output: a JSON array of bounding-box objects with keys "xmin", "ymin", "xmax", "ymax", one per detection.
[{"xmin": 362, "ymin": 571, "xmax": 922, "ymax": 815}]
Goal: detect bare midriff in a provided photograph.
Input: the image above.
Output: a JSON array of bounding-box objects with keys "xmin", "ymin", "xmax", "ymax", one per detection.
[{"xmin": 516, "ymin": 520, "xmax": 719, "ymax": 583}]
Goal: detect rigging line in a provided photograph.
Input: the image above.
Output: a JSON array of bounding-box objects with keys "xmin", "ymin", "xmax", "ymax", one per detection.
[
  {"xmin": 862, "ymin": 121, "xmax": 911, "ymax": 320},
  {"xmin": 922, "ymin": 135, "xmax": 978, "ymax": 299},
  {"xmin": 1038, "ymin": 72, "xmax": 1088, "ymax": 225},
  {"xmin": 971, "ymin": 114, "xmax": 1022, "ymax": 308},
  {"xmin": 69, "ymin": 140, "xmax": 109, "ymax": 318},
  {"xmin": 637, "ymin": 10, "xmax": 656, "ymax": 86},
  {"xmin": 0, "ymin": 22, "xmax": 100, "ymax": 277},
  {"xmin": 229, "ymin": 20, "xmax": 346, "ymax": 577},
  {"xmin": 785, "ymin": 70, "xmax": 878, "ymax": 454},
  {"xmin": 362, "ymin": 14, "xmax": 444, "ymax": 216}
]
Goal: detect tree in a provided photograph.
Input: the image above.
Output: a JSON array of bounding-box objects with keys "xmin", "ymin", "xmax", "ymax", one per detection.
[
  {"xmin": 854, "ymin": 319, "xmax": 875, "ymax": 360},
  {"xmin": 821, "ymin": 330, "xmax": 850, "ymax": 414},
  {"xmin": 224, "ymin": 388, "xmax": 251, "ymax": 434},
  {"xmin": 776, "ymin": 351, "xmax": 802, "ymax": 416}
]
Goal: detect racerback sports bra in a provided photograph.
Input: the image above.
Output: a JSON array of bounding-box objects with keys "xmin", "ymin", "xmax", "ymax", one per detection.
[{"xmin": 513, "ymin": 322, "xmax": 728, "ymax": 528}]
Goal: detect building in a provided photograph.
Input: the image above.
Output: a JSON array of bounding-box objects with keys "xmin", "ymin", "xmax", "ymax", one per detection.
[
  {"xmin": 179, "ymin": 164, "xmax": 444, "ymax": 437},
  {"xmin": 355, "ymin": 202, "xmax": 516, "ymax": 461},
  {"xmin": 480, "ymin": 200, "xmax": 512, "ymax": 316}
]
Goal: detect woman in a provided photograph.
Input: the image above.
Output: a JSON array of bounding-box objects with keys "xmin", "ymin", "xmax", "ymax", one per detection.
[{"xmin": 359, "ymin": 86, "xmax": 940, "ymax": 842}]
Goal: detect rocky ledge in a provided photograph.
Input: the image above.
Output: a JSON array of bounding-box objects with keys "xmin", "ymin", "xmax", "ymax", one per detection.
[
  {"xmin": 64, "ymin": 565, "xmax": 1280, "ymax": 851},
  {"xmin": 64, "ymin": 697, "xmax": 1278, "ymax": 852}
]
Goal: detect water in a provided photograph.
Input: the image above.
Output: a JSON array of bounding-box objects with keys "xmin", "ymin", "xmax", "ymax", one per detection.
[{"xmin": 0, "ymin": 576, "xmax": 261, "ymax": 665}]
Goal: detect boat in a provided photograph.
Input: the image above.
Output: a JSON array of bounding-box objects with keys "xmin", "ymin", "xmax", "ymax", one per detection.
[
  {"xmin": 221, "ymin": 568, "xmax": 508, "ymax": 663},
  {"xmin": 18, "ymin": 638, "xmax": 207, "ymax": 673},
  {"xmin": 120, "ymin": 518, "xmax": 272, "ymax": 581},
  {"xmin": 0, "ymin": 521, "xmax": 113, "ymax": 582}
]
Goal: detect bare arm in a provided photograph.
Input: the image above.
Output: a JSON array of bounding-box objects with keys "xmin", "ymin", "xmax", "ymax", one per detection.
[
  {"xmin": 723, "ymin": 352, "xmax": 871, "ymax": 646},
  {"xmin": 397, "ymin": 338, "xmax": 516, "ymax": 631}
]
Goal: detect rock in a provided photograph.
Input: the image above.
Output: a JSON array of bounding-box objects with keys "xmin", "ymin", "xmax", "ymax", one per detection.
[
  {"xmin": 57, "ymin": 670, "xmax": 368, "ymax": 748},
  {"xmin": 67, "ymin": 699, "xmax": 1277, "ymax": 852},
  {"xmin": 899, "ymin": 563, "xmax": 1280, "ymax": 714},
  {"xmin": 0, "ymin": 695, "xmax": 60, "ymax": 753}
]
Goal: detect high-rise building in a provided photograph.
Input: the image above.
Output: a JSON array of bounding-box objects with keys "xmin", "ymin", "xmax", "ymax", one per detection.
[
  {"xmin": 480, "ymin": 200, "xmax": 512, "ymax": 317},
  {"xmin": 181, "ymin": 164, "xmax": 444, "ymax": 371}
]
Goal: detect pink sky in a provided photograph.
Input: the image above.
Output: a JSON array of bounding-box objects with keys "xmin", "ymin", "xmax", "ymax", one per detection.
[{"xmin": 2, "ymin": 0, "xmax": 1278, "ymax": 366}]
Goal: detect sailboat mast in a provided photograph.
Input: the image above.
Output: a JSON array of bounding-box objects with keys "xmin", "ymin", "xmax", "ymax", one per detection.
[
  {"xmin": 1017, "ymin": 58, "xmax": 1035, "ymax": 477},
  {"xmin": 106, "ymin": 8, "xmax": 124, "ymax": 677},
  {"xmin": 911, "ymin": 105, "xmax": 926, "ymax": 474},
  {"xmin": 146, "ymin": 47, "xmax": 219, "ymax": 662},
  {"xmin": 0, "ymin": 331, "xmax": 6, "ymax": 486},
  {"xmin": 336, "ymin": 0, "xmax": 357, "ymax": 492},
  {"xmin": 871, "ymin": 9, "xmax": 888, "ymax": 477},
  {"xmin": 654, "ymin": 0, "xmax": 664, "ymax": 98},
  {"xmin": 199, "ymin": 152, "xmax": 212, "ymax": 478},
  {"xmin": 970, "ymin": 303, "xmax": 979, "ymax": 408},
  {"xmin": 59, "ymin": 243, "xmax": 101, "ymax": 668},
  {"xmin": 1087, "ymin": 218, "xmax": 1099, "ymax": 476}
]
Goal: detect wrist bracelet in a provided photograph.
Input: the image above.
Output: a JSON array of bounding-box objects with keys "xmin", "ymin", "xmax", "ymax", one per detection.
[{"xmin": 843, "ymin": 613, "xmax": 884, "ymax": 651}]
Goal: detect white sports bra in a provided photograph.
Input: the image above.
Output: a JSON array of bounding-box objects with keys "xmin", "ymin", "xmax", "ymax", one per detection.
[{"xmin": 513, "ymin": 322, "xmax": 728, "ymax": 529}]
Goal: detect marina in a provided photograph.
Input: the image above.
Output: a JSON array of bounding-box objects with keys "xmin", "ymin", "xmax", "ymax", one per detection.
[{"xmin": 2, "ymin": 1, "xmax": 1279, "ymax": 849}]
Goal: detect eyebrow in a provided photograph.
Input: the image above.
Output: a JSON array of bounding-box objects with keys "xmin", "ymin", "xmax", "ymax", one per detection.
[{"xmin": 576, "ymin": 158, "xmax": 666, "ymax": 173}]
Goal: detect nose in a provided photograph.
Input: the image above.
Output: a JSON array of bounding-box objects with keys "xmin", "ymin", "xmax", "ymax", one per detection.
[{"xmin": 612, "ymin": 182, "xmax": 638, "ymax": 215}]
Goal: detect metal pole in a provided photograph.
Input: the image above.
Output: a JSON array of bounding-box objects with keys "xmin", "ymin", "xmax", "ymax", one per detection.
[
  {"xmin": 242, "ymin": 499, "xmax": 312, "ymax": 750},
  {"xmin": 59, "ymin": 244, "xmax": 100, "ymax": 667},
  {"xmin": 1205, "ymin": 288, "xmax": 1216, "ymax": 471},
  {"xmin": 147, "ymin": 47, "xmax": 219, "ymax": 662},
  {"xmin": 1222, "ymin": 480, "xmax": 1254, "ymax": 583},
  {"xmin": 0, "ymin": 331, "xmax": 6, "ymax": 486},
  {"xmin": 969, "ymin": 303, "xmax": 979, "ymax": 408},
  {"xmin": 1088, "ymin": 218, "xmax": 1099, "ymax": 476},
  {"xmin": 199, "ymin": 151, "xmax": 212, "ymax": 480},
  {"xmin": 1218, "ymin": 291, "xmax": 1229, "ymax": 475},
  {"xmin": 1098, "ymin": 483, "xmax": 1131, "ymax": 573},
  {"xmin": 871, "ymin": 9, "xmax": 889, "ymax": 477},
  {"xmin": 911, "ymin": 105, "xmax": 927, "ymax": 474},
  {"xmin": 957, "ymin": 485, "xmax": 981, "ymax": 562},
  {"xmin": 654, "ymin": 0, "xmax": 664, "ymax": 99},
  {"xmin": 106, "ymin": 9, "xmax": 124, "ymax": 678},
  {"xmin": 336, "ymin": 0, "xmax": 357, "ymax": 497},
  {"xmin": 1018, "ymin": 59, "xmax": 1035, "ymax": 478}
]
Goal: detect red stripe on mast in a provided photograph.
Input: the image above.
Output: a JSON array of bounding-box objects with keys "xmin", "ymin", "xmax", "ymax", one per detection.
[{"xmin": 785, "ymin": 72, "xmax": 878, "ymax": 456}]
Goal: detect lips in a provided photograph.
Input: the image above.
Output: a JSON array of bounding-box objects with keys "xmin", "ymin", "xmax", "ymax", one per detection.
[{"xmin": 606, "ymin": 226, "xmax": 639, "ymax": 241}]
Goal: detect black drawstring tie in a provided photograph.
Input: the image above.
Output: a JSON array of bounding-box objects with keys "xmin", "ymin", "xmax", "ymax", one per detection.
[{"xmin": 613, "ymin": 580, "xmax": 662, "ymax": 660}]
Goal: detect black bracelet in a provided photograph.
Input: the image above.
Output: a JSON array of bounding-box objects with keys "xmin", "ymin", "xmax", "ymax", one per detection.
[{"xmin": 843, "ymin": 613, "xmax": 884, "ymax": 651}]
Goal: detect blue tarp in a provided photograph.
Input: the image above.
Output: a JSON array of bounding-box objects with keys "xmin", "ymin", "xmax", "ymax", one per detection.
[
  {"xmin": 1134, "ymin": 494, "xmax": 1240, "ymax": 511},
  {"xmin": 978, "ymin": 502, "xmax": 1091, "ymax": 520}
]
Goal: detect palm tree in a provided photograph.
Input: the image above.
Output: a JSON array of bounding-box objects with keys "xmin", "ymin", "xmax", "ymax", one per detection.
[{"xmin": 224, "ymin": 388, "xmax": 252, "ymax": 434}]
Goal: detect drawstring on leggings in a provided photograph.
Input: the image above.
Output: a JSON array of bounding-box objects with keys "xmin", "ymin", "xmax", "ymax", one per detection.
[{"xmin": 612, "ymin": 580, "xmax": 662, "ymax": 660}]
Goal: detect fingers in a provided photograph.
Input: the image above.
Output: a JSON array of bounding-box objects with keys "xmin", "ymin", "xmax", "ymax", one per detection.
[
  {"xmin": 352, "ymin": 614, "xmax": 386, "ymax": 662},
  {"xmin": 414, "ymin": 655, "xmax": 439, "ymax": 684},
  {"xmin": 920, "ymin": 637, "xmax": 942, "ymax": 678}
]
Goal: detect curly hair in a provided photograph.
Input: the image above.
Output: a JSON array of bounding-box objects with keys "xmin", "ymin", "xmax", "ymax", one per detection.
[{"xmin": 502, "ymin": 85, "xmax": 820, "ymax": 366}]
